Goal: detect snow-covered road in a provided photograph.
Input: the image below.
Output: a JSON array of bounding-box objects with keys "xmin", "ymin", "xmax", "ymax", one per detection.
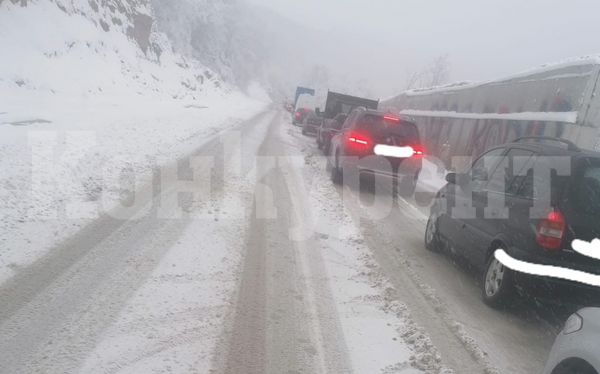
[
  {"xmin": 287, "ymin": 115, "xmax": 570, "ymax": 374},
  {"xmin": 0, "ymin": 107, "xmax": 564, "ymax": 374}
]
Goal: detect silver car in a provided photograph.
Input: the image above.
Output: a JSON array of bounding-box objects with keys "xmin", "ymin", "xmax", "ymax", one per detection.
[{"xmin": 543, "ymin": 308, "xmax": 600, "ymax": 374}]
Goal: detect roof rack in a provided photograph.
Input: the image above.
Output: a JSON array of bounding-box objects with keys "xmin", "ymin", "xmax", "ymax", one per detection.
[{"xmin": 513, "ymin": 136, "xmax": 581, "ymax": 152}]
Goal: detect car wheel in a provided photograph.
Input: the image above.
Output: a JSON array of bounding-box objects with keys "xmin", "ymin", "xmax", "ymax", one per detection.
[
  {"xmin": 397, "ymin": 174, "xmax": 417, "ymax": 198},
  {"xmin": 317, "ymin": 136, "xmax": 323, "ymax": 149},
  {"xmin": 550, "ymin": 360, "xmax": 598, "ymax": 374},
  {"xmin": 302, "ymin": 125, "xmax": 307, "ymax": 135},
  {"xmin": 323, "ymin": 141, "xmax": 330, "ymax": 155},
  {"xmin": 331, "ymin": 150, "xmax": 343, "ymax": 185},
  {"xmin": 482, "ymin": 247, "xmax": 516, "ymax": 309},
  {"xmin": 424, "ymin": 208, "xmax": 444, "ymax": 252}
]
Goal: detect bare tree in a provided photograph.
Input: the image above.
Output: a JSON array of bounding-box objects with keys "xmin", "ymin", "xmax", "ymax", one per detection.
[
  {"xmin": 404, "ymin": 54, "xmax": 451, "ymax": 90},
  {"xmin": 404, "ymin": 70, "xmax": 423, "ymax": 90},
  {"xmin": 426, "ymin": 54, "xmax": 450, "ymax": 87}
]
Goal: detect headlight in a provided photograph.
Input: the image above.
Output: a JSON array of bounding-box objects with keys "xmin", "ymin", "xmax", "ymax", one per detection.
[{"xmin": 563, "ymin": 313, "xmax": 583, "ymax": 335}]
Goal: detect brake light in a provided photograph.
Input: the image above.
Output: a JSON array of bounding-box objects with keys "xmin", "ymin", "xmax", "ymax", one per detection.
[
  {"xmin": 348, "ymin": 136, "xmax": 369, "ymax": 145},
  {"xmin": 330, "ymin": 131, "xmax": 335, "ymax": 137},
  {"xmin": 383, "ymin": 115, "xmax": 400, "ymax": 122},
  {"xmin": 536, "ymin": 207, "xmax": 566, "ymax": 250},
  {"xmin": 304, "ymin": 108, "xmax": 310, "ymax": 112},
  {"xmin": 412, "ymin": 147, "xmax": 424, "ymax": 156},
  {"xmin": 295, "ymin": 112, "xmax": 300, "ymax": 117}
]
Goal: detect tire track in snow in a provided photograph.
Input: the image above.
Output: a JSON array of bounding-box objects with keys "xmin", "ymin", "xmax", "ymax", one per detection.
[
  {"xmin": 282, "ymin": 124, "xmax": 457, "ymax": 374},
  {"xmin": 218, "ymin": 112, "xmax": 354, "ymax": 374},
  {"xmin": 0, "ymin": 109, "xmax": 276, "ymax": 374}
]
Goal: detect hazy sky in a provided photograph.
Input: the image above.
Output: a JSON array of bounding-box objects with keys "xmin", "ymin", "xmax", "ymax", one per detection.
[{"xmin": 245, "ymin": 0, "xmax": 600, "ymax": 87}]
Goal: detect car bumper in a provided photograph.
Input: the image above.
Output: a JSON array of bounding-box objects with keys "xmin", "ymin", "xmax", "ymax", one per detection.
[
  {"xmin": 341, "ymin": 157, "xmax": 421, "ymax": 176},
  {"xmin": 542, "ymin": 326, "xmax": 600, "ymax": 374},
  {"xmin": 304, "ymin": 124, "xmax": 319, "ymax": 133},
  {"xmin": 506, "ymin": 246, "xmax": 600, "ymax": 304}
]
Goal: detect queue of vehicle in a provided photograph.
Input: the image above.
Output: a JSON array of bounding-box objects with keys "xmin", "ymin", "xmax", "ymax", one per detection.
[{"xmin": 287, "ymin": 84, "xmax": 600, "ymax": 374}]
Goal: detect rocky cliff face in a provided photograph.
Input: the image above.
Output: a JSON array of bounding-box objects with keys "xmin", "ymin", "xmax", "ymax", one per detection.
[
  {"xmin": 0, "ymin": 0, "xmax": 226, "ymax": 98},
  {"xmin": 3, "ymin": 0, "xmax": 156, "ymax": 54}
]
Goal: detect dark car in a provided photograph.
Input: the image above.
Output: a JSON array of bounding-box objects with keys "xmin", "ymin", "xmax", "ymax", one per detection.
[
  {"xmin": 424, "ymin": 137, "xmax": 600, "ymax": 308},
  {"xmin": 327, "ymin": 107, "xmax": 423, "ymax": 197},
  {"xmin": 301, "ymin": 110, "xmax": 322, "ymax": 135},
  {"xmin": 317, "ymin": 113, "xmax": 348, "ymax": 154},
  {"xmin": 292, "ymin": 107, "xmax": 310, "ymax": 126}
]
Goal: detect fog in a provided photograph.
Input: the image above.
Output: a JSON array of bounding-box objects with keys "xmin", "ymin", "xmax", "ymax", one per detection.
[{"xmin": 245, "ymin": 0, "xmax": 600, "ymax": 99}]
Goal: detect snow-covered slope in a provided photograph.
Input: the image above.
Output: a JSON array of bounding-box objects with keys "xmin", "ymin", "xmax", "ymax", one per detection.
[
  {"xmin": 0, "ymin": 0, "xmax": 225, "ymax": 99},
  {"xmin": 0, "ymin": 0, "xmax": 272, "ymax": 285}
]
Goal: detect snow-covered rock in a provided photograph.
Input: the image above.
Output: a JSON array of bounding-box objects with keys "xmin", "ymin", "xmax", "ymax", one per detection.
[{"xmin": 0, "ymin": 0, "xmax": 226, "ymax": 99}]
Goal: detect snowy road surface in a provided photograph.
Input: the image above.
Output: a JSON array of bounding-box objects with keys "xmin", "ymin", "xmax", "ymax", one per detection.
[{"xmin": 0, "ymin": 107, "xmax": 563, "ymax": 373}]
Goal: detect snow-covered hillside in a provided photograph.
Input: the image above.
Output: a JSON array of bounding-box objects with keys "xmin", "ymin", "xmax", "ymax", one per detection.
[
  {"xmin": 0, "ymin": 0, "xmax": 226, "ymax": 99},
  {"xmin": 0, "ymin": 0, "xmax": 272, "ymax": 285}
]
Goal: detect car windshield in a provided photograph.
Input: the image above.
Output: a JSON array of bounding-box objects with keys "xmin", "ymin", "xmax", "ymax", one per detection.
[{"xmin": 5, "ymin": 2, "xmax": 600, "ymax": 374}]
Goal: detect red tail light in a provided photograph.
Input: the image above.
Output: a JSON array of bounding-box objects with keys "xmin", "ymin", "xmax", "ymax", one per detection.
[
  {"xmin": 383, "ymin": 115, "xmax": 400, "ymax": 122},
  {"xmin": 304, "ymin": 108, "xmax": 310, "ymax": 112},
  {"xmin": 412, "ymin": 147, "xmax": 424, "ymax": 156},
  {"xmin": 295, "ymin": 112, "xmax": 300, "ymax": 117},
  {"xmin": 330, "ymin": 131, "xmax": 335, "ymax": 137},
  {"xmin": 348, "ymin": 135, "xmax": 369, "ymax": 146},
  {"xmin": 536, "ymin": 207, "xmax": 566, "ymax": 250}
]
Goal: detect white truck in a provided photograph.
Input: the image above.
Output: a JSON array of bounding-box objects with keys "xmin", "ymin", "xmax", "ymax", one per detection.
[{"xmin": 380, "ymin": 57, "xmax": 600, "ymax": 170}]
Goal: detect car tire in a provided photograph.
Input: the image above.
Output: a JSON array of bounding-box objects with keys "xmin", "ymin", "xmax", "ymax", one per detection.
[
  {"xmin": 323, "ymin": 142, "xmax": 330, "ymax": 155},
  {"xmin": 302, "ymin": 125, "xmax": 307, "ymax": 135},
  {"xmin": 424, "ymin": 208, "xmax": 444, "ymax": 252},
  {"xmin": 317, "ymin": 136, "xmax": 323, "ymax": 149},
  {"xmin": 397, "ymin": 175, "xmax": 417, "ymax": 198},
  {"xmin": 331, "ymin": 150, "xmax": 343, "ymax": 185},
  {"xmin": 482, "ymin": 247, "xmax": 516, "ymax": 309}
]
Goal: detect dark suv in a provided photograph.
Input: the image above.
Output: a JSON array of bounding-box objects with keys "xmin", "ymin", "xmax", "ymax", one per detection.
[
  {"xmin": 301, "ymin": 110, "xmax": 322, "ymax": 135},
  {"xmin": 327, "ymin": 107, "xmax": 423, "ymax": 197},
  {"xmin": 424, "ymin": 137, "xmax": 600, "ymax": 308},
  {"xmin": 316, "ymin": 113, "xmax": 348, "ymax": 154},
  {"xmin": 293, "ymin": 107, "xmax": 310, "ymax": 126}
]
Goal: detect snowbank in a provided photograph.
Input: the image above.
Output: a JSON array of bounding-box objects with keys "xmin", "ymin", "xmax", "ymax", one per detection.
[
  {"xmin": 0, "ymin": 87, "xmax": 269, "ymax": 285},
  {"xmin": 245, "ymin": 81, "xmax": 273, "ymax": 103}
]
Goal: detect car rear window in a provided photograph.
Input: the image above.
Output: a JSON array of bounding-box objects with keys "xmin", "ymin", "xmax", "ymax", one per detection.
[
  {"xmin": 570, "ymin": 158, "xmax": 600, "ymax": 216},
  {"xmin": 357, "ymin": 114, "xmax": 420, "ymax": 141}
]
